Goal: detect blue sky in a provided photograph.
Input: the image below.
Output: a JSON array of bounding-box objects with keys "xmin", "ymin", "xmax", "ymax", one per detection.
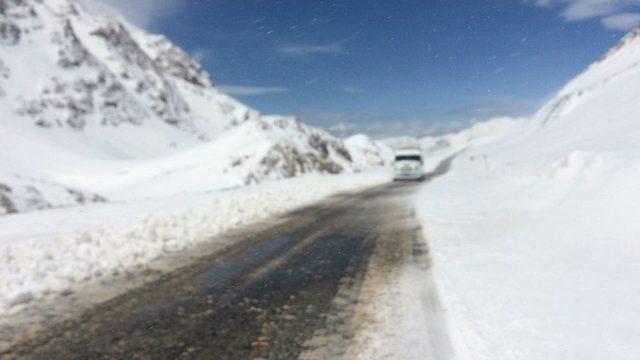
[{"xmin": 102, "ymin": 0, "xmax": 640, "ymax": 137}]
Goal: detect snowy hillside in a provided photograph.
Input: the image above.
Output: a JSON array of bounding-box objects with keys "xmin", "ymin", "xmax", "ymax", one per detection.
[
  {"xmin": 345, "ymin": 117, "xmax": 522, "ymax": 175},
  {"xmin": 535, "ymin": 26, "xmax": 640, "ymax": 130},
  {"xmin": 0, "ymin": 0, "xmax": 355, "ymax": 214},
  {"xmin": 84, "ymin": 116, "xmax": 354, "ymax": 200},
  {"xmin": 0, "ymin": 0, "xmax": 256, "ymax": 153},
  {"xmin": 420, "ymin": 117, "xmax": 523, "ymax": 154},
  {"xmin": 344, "ymin": 134, "xmax": 394, "ymax": 171},
  {"xmin": 381, "ymin": 117, "xmax": 523, "ymax": 157},
  {"xmin": 416, "ymin": 26, "xmax": 640, "ymax": 359}
]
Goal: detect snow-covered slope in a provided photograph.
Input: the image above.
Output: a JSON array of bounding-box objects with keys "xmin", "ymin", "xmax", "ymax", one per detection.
[
  {"xmin": 0, "ymin": 0, "xmax": 354, "ymax": 214},
  {"xmin": 535, "ymin": 26, "xmax": 640, "ymax": 130},
  {"xmin": 344, "ymin": 134, "xmax": 394, "ymax": 171},
  {"xmin": 420, "ymin": 117, "xmax": 523, "ymax": 154},
  {"xmin": 380, "ymin": 117, "xmax": 523, "ymax": 157},
  {"xmin": 416, "ymin": 26, "xmax": 640, "ymax": 359},
  {"xmin": 85, "ymin": 116, "xmax": 353, "ymax": 200}
]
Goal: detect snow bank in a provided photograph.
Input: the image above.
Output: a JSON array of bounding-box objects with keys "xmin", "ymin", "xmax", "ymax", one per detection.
[
  {"xmin": 0, "ymin": 171, "xmax": 389, "ymax": 315},
  {"xmin": 414, "ymin": 26, "xmax": 640, "ymax": 360},
  {"xmin": 416, "ymin": 150, "xmax": 640, "ymax": 359}
]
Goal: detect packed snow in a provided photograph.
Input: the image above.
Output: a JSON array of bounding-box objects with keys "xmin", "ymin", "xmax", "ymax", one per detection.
[{"xmin": 415, "ymin": 26, "xmax": 640, "ymax": 359}]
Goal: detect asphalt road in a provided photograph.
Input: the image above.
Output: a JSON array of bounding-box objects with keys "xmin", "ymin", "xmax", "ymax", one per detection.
[{"xmin": 4, "ymin": 157, "xmax": 454, "ymax": 360}]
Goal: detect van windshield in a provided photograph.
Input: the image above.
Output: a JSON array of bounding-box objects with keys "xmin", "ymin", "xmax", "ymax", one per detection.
[{"xmin": 395, "ymin": 155, "xmax": 422, "ymax": 162}]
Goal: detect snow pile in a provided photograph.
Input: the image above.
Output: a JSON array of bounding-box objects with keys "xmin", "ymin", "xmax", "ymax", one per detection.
[
  {"xmin": 0, "ymin": 171, "xmax": 389, "ymax": 315},
  {"xmin": 416, "ymin": 26, "xmax": 640, "ymax": 359},
  {"xmin": 344, "ymin": 134, "xmax": 394, "ymax": 171}
]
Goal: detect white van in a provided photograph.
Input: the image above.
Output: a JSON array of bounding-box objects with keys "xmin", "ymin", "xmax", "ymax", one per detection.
[{"xmin": 393, "ymin": 149, "xmax": 424, "ymax": 181}]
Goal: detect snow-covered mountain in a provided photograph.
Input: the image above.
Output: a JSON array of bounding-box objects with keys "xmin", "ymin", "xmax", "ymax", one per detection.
[
  {"xmin": 0, "ymin": 0, "xmax": 354, "ymax": 214},
  {"xmin": 0, "ymin": 0, "xmax": 257, "ymax": 152},
  {"xmin": 88, "ymin": 115, "xmax": 354, "ymax": 201},
  {"xmin": 415, "ymin": 25, "xmax": 640, "ymax": 359}
]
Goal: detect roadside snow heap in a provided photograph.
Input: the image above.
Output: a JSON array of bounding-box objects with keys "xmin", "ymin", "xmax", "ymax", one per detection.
[{"xmin": 416, "ymin": 26, "xmax": 640, "ymax": 359}]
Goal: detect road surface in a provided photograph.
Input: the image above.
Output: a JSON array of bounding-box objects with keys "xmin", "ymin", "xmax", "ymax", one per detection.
[{"xmin": 3, "ymin": 158, "xmax": 455, "ymax": 360}]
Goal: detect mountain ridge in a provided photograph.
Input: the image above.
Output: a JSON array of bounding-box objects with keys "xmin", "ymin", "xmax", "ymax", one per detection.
[{"xmin": 0, "ymin": 0, "xmax": 356, "ymax": 215}]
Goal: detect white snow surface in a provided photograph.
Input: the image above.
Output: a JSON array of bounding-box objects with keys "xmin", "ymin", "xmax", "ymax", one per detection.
[
  {"xmin": 344, "ymin": 134, "xmax": 394, "ymax": 171},
  {"xmin": 0, "ymin": 171, "xmax": 389, "ymax": 315},
  {"xmin": 381, "ymin": 117, "xmax": 524, "ymax": 156},
  {"xmin": 420, "ymin": 117, "xmax": 524, "ymax": 154},
  {"xmin": 415, "ymin": 26, "xmax": 640, "ymax": 359}
]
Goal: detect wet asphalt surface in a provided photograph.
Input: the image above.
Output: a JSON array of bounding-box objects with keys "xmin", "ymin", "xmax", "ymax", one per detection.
[{"xmin": 3, "ymin": 157, "xmax": 454, "ymax": 360}]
